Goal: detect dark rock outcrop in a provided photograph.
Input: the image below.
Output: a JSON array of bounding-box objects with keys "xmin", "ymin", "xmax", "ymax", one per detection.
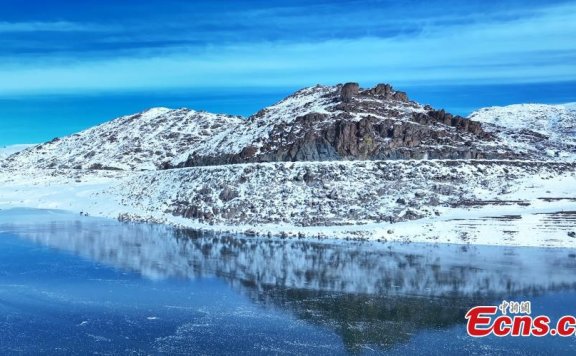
[
  {"xmin": 3, "ymin": 82, "xmax": 538, "ymax": 172},
  {"xmin": 363, "ymin": 83, "xmax": 409, "ymax": 102},
  {"xmin": 340, "ymin": 82, "xmax": 359, "ymax": 103},
  {"xmin": 174, "ymin": 83, "xmax": 525, "ymax": 168}
]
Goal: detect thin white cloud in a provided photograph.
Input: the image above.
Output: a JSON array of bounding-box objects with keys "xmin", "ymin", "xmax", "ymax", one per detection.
[
  {"xmin": 0, "ymin": 2, "xmax": 574, "ymax": 94},
  {"xmin": 0, "ymin": 21, "xmax": 109, "ymax": 33}
]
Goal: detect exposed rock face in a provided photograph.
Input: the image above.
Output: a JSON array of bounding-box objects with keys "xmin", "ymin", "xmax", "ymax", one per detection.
[
  {"xmin": 340, "ymin": 82, "xmax": 359, "ymax": 103},
  {"xmin": 172, "ymin": 83, "xmax": 524, "ymax": 168},
  {"xmin": 363, "ymin": 83, "xmax": 408, "ymax": 102}
]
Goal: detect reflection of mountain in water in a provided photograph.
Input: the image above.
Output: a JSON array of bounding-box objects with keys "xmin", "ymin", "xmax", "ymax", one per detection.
[{"xmin": 2, "ymin": 210, "xmax": 576, "ymax": 351}]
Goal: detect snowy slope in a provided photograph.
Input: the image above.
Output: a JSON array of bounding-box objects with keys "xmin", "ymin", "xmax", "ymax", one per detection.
[
  {"xmin": 171, "ymin": 85, "xmax": 340, "ymax": 164},
  {"xmin": 469, "ymin": 103, "xmax": 576, "ymax": 160},
  {"xmin": 6, "ymin": 85, "xmax": 570, "ymax": 172},
  {"xmin": 4, "ymin": 108, "xmax": 242, "ymax": 171},
  {"xmin": 171, "ymin": 83, "xmax": 511, "ymax": 167},
  {"xmin": 469, "ymin": 103, "xmax": 576, "ymax": 138},
  {"xmin": 1, "ymin": 160, "xmax": 574, "ymax": 248},
  {"xmin": 108, "ymin": 160, "xmax": 576, "ymax": 247},
  {"xmin": 0, "ymin": 144, "xmax": 35, "ymax": 160}
]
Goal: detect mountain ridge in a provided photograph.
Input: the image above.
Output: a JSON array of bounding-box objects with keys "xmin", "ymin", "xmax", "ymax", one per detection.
[
  {"xmin": 4, "ymin": 107, "xmax": 242, "ymax": 170},
  {"xmin": 4, "ymin": 83, "xmax": 575, "ymax": 171},
  {"xmin": 170, "ymin": 83, "xmax": 512, "ymax": 167}
]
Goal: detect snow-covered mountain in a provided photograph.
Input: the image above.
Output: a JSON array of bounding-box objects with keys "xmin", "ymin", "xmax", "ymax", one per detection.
[
  {"xmin": 5, "ymin": 85, "xmax": 575, "ymax": 173},
  {"xmin": 1, "ymin": 83, "xmax": 575, "ymax": 248},
  {"xmin": 0, "ymin": 144, "xmax": 35, "ymax": 160},
  {"xmin": 171, "ymin": 83, "xmax": 520, "ymax": 167},
  {"xmin": 5, "ymin": 83, "xmax": 541, "ymax": 172},
  {"xmin": 469, "ymin": 103, "xmax": 576, "ymax": 159},
  {"xmin": 4, "ymin": 108, "xmax": 242, "ymax": 171}
]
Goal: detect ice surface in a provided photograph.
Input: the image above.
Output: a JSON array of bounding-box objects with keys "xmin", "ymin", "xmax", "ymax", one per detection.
[{"xmin": 2, "ymin": 209, "xmax": 576, "ymax": 353}]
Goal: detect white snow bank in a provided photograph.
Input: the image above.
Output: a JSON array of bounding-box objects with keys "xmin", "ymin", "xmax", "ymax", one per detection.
[{"xmin": 0, "ymin": 160, "xmax": 574, "ymax": 248}]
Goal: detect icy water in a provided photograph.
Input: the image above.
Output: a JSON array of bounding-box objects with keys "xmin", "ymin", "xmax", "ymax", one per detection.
[{"xmin": 1, "ymin": 209, "xmax": 576, "ymax": 355}]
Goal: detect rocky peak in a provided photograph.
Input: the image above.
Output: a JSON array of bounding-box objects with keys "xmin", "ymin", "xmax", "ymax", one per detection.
[
  {"xmin": 337, "ymin": 82, "xmax": 410, "ymax": 105},
  {"xmin": 340, "ymin": 82, "xmax": 360, "ymax": 103},
  {"xmin": 369, "ymin": 83, "xmax": 394, "ymax": 96},
  {"xmin": 6, "ymin": 82, "xmax": 556, "ymax": 172},
  {"xmin": 171, "ymin": 83, "xmax": 528, "ymax": 168},
  {"xmin": 362, "ymin": 83, "xmax": 410, "ymax": 102}
]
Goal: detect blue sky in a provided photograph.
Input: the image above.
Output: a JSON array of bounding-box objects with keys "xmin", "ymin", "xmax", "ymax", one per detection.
[{"xmin": 1, "ymin": 0, "xmax": 575, "ymax": 145}]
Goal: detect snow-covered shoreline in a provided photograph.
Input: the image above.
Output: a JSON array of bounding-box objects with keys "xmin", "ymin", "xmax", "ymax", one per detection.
[{"xmin": 0, "ymin": 159, "xmax": 574, "ymax": 248}]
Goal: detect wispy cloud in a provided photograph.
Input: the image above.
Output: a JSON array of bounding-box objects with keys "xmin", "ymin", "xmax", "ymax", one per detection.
[
  {"xmin": 0, "ymin": 1, "xmax": 574, "ymax": 94},
  {"xmin": 0, "ymin": 21, "xmax": 109, "ymax": 33}
]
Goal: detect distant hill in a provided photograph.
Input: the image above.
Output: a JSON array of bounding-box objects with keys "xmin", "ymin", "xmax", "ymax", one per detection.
[
  {"xmin": 4, "ymin": 108, "xmax": 241, "ymax": 170},
  {"xmin": 469, "ymin": 103, "xmax": 576, "ymax": 160}
]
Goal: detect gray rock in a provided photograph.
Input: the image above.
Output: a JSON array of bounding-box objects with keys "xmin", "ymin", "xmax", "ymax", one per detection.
[
  {"xmin": 340, "ymin": 82, "xmax": 359, "ymax": 103},
  {"xmin": 219, "ymin": 187, "xmax": 239, "ymax": 202},
  {"xmin": 173, "ymin": 83, "xmax": 525, "ymax": 169}
]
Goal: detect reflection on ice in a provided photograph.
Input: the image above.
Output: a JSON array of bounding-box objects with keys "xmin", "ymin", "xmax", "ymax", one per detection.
[
  {"xmin": 2, "ymin": 208, "xmax": 576, "ymax": 352},
  {"xmin": 1, "ymin": 209, "xmax": 575, "ymax": 298},
  {"xmin": 0, "ymin": 211, "xmax": 576, "ymax": 297}
]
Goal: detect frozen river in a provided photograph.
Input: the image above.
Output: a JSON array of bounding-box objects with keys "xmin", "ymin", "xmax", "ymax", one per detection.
[{"xmin": 1, "ymin": 209, "xmax": 576, "ymax": 354}]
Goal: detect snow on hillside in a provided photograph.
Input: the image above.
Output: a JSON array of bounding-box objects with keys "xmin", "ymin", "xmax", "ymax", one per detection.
[
  {"xmin": 171, "ymin": 84, "xmax": 431, "ymax": 166},
  {"xmin": 172, "ymin": 85, "xmax": 338, "ymax": 164},
  {"xmin": 1, "ymin": 87, "xmax": 575, "ymax": 249},
  {"xmin": 109, "ymin": 160, "xmax": 576, "ymax": 247},
  {"xmin": 469, "ymin": 103, "xmax": 576, "ymax": 138},
  {"xmin": 5, "ymin": 85, "xmax": 569, "ymax": 172},
  {"xmin": 4, "ymin": 108, "xmax": 243, "ymax": 171},
  {"xmin": 0, "ymin": 144, "xmax": 35, "ymax": 160},
  {"xmin": 3, "ymin": 84, "xmax": 436, "ymax": 170},
  {"xmin": 469, "ymin": 103, "xmax": 576, "ymax": 159},
  {"xmin": 0, "ymin": 160, "xmax": 574, "ymax": 248}
]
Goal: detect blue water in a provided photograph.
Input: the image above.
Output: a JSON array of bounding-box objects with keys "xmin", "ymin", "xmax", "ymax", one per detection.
[{"xmin": 1, "ymin": 208, "xmax": 576, "ymax": 354}]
